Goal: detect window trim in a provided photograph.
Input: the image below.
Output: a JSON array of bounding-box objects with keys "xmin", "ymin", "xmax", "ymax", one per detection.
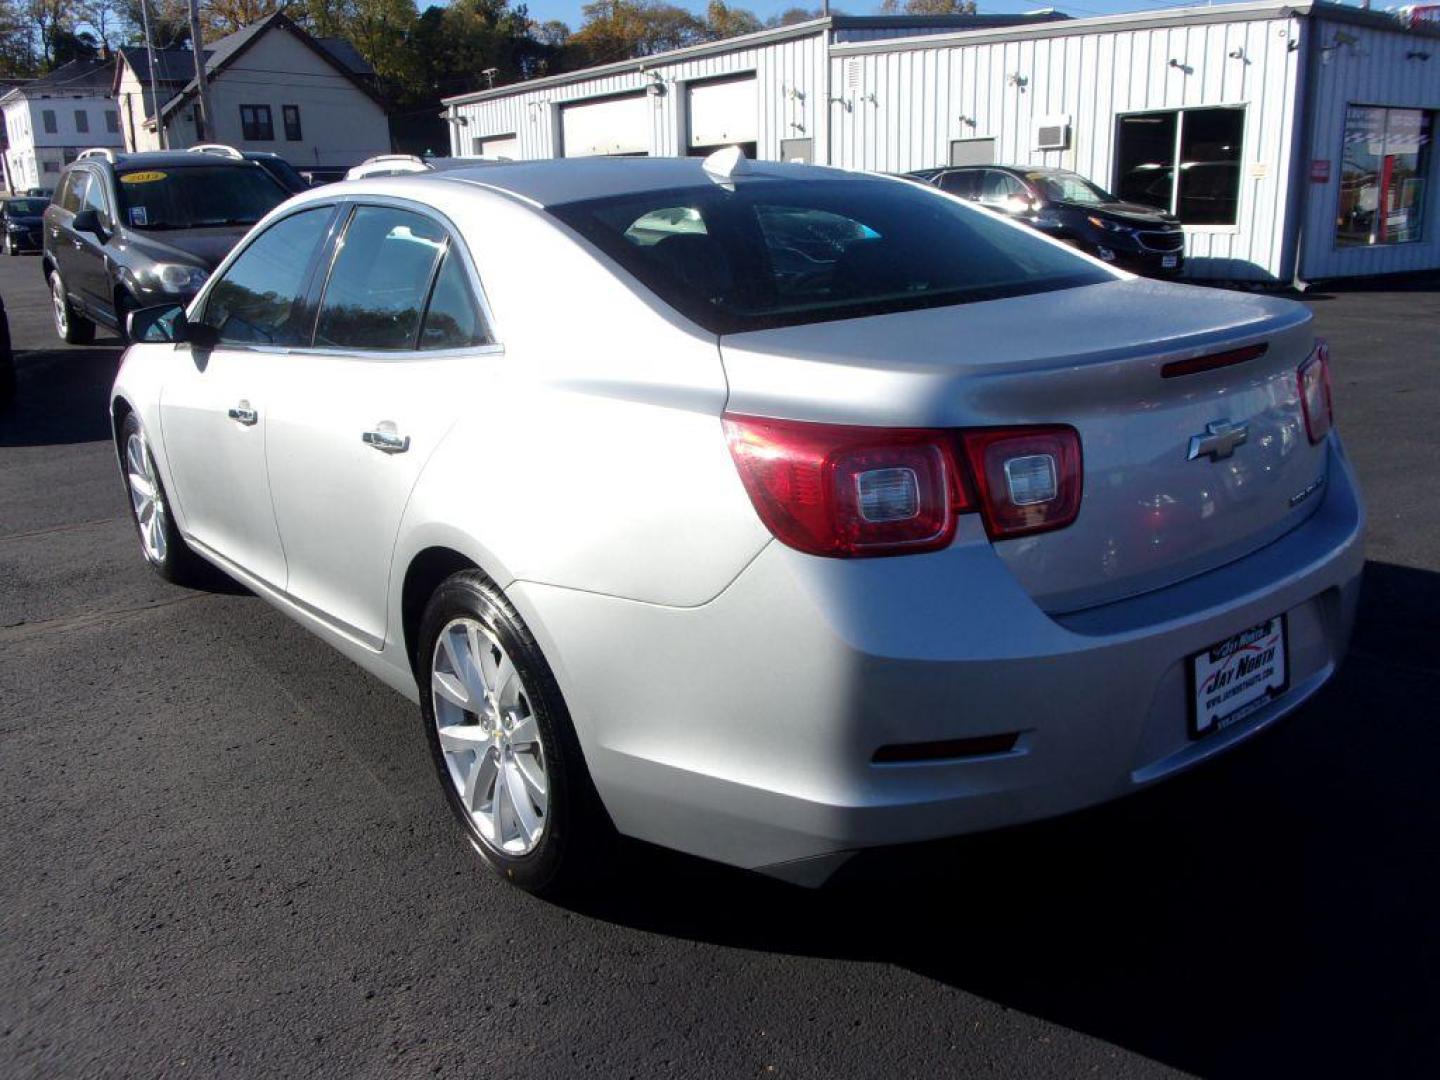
[
  {"xmin": 1112, "ymin": 103, "xmax": 1248, "ymax": 232},
  {"xmin": 282, "ymin": 104, "xmax": 302, "ymax": 142},
  {"xmin": 1330, "ymin": 102, "xmax": 1433, "ymax": 253},
  {"xmin": 239, "ymin": 103, "xmax": 274, "ymax": 141},
  {"xmin": 193, "ymin": 196, "xmax": 501, "ymax": 360}
]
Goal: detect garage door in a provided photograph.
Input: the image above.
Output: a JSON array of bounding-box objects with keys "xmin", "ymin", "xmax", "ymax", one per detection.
[
  {"xmin": 688, "ymin": 75, "xmax": 758, "ymax": 152},
  {"xmin": 560, "ymin": 95, "xmax": 650, "ymax": 158},
  {"xmin": 472, "ymin": 133, "xmax": 518, "ymax": 159}
]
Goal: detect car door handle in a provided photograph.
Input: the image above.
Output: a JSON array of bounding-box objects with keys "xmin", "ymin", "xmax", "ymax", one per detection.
[
  {"xmin": 227, "ymin": 402, "xmax": 258, "ymax": 426},
  {"xmin": 362, "ymin": 428, "xmax": 410, "ymax": 454}
]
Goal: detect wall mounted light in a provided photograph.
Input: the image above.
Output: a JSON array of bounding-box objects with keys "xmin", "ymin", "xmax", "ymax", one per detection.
[
  {"xmin": 829, "ymin": 96, "xmax": 852, "ymax": 112},
  {"xmin": 1007, "ymin": 73, "xmax": 1028, "ymax": 89},
  {"xmin": 1407, "ymin": 50, "xmax": 1432, "ymax": 61},
  {"xmin": 1168, "ymin": 58, "xmax": 1194, "ymax": 74},
  {"xmin": 1228, "ymin": 47, "xmax": 1248, "ymax": 62},
  {"xmin": 785, "ymin": 85, "xmax": 806, "ymax": 102},
  {"xmin": 957, "ymin": 114, "xmax": 977, "ymax": 128}
]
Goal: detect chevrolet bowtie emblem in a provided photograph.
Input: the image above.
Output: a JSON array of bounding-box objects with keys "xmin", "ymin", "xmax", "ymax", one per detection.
[{"xmin": 1188, "ymin": 419, "xmax": 1248, "ymax": 462}]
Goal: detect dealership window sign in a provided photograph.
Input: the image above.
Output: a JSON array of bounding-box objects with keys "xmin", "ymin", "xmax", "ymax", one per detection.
[
  {"xmin": 1310, "ymin": 159, "xmax": 1330, "ymax": 183},
  {"xmin": 1335, "ymin": 105, "xmax": 1431, "ymax": 248}
]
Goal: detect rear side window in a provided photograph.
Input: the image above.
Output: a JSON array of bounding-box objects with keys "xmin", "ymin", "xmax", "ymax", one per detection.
[
  {"xmin": 203, "ymin": 207, "xmax": 331, "ymax": 345},
  {"xmin": 420, "ymin": 250, "xmax": 491, "ymax": 350},
  {"xmin": 549, "ymin": 177, "xmax": 1110, "ymax": 334},
  {"xmin": 314, "ymin": 206, "xmax": 447, "ymax": 350}
]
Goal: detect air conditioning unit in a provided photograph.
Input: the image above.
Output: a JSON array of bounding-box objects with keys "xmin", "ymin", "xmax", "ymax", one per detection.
[{"xmin": 1035, "ymin": 116, "xmax": 1071, "ymax": 151}]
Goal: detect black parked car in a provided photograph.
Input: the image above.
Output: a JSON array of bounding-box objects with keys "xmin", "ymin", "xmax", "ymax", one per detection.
[
  {"xmin": 188, "ymin": 144, "xmax": 311, "ymax": 194},
  {"xmin": 0, "ymin": 291, "xmax": 14, "ymax": 408},
  {"xmin": 42, "ymin": 149, "xmax": 289, "ymax": 344},
  {"xmin": 3, "ymin": 196, "xmax": 49, "ymax": 255},
  {"xmin": 906, "ymin": 164, "xmax": 1185, "ymax": 278}
]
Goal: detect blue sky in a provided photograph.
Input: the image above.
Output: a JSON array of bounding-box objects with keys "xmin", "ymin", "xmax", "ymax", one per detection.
[{"xmin": 518, "ymin": 0, "xmax": 1258, "ymax": 34}]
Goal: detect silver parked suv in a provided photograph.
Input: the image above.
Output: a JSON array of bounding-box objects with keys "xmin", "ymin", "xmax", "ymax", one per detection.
[{"xmin": 110, "ymin": 154, "xmax": 1363, "ymax": 894}]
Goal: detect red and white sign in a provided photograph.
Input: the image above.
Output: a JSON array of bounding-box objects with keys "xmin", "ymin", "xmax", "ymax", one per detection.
[{"xmin": 1310, "ymin": 158, "xmax": 1331, "ymax": 183}]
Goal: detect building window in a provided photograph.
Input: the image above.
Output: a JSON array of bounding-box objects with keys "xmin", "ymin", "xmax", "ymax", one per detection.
[
  {"xmin": 43, "ymin": 160, "xmax": 58, "ymax": 173},
  {"xmin": 283, "ymin": 105, "xmax": 301, "ymax": 141},
  {"xmin": 1336, "ymin": 105, "xmax": 1431, "ymax": 247},
  {"xmin": 240, "ymin": 104, "xmax": 273, "ymax": 141},
  {"xmin": 106, "ymin": 110, "xmax": 119, "ymax": 134},
  {"xmin": 1114, "ymin": 107, "xmax": 1245, "ymax": 226},
  {"xmin": 42, "ymin": 109, "xmax": 56, "ymax": 134},
  {"xmin": 75, "ymin": 110, "xmax": 89, "ymax": 134}
]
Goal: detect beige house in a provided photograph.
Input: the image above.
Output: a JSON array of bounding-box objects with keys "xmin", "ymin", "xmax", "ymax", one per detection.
[{"xmin": 114, "ymin": 13, "xmax": 390, "ymax": 168}]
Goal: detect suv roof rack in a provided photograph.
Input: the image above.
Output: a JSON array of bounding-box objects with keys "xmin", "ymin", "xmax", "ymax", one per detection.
[
  {"xmin": 76, "ymin": 148, "xmax": 117, "ymax": 163},
  {"xmin": 189, "ymin": 144, "xmax": 245, "ymax": 160}
]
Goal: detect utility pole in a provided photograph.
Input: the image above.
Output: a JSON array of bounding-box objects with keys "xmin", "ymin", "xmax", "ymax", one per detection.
[
  {"xmin": 138, "ymin": 0, "xmax": 165, "ymax": 149},
  {"xmin": 187, "ymin": 0, "xmax": 214, "ymax": 143}
]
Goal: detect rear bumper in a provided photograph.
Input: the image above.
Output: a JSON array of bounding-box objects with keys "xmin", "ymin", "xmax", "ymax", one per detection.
[{"xmin": 510, "ymin": 437, "xmax": 1363, "ymax": 882}]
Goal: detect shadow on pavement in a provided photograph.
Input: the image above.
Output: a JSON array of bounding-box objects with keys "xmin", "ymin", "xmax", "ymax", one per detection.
[
  {"xmin": 0, "ymin": 345, "xmax": 124, "ymax": 446},
  {"xmin": 565, "ymin": 559, "xmax": 1440, "ymax": 1077}
]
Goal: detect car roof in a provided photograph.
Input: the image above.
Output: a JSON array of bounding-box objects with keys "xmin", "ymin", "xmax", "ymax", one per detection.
[{"xmin": 364, "ymin": 156, "xmax": 865, "ymax": 209}]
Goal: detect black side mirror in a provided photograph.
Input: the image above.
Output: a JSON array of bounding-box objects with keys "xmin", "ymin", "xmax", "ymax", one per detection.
[
  {"xmin": 72, "ymin": 208, "xmax": 105, "ymax": 236},
  {"xmin": 176, "ymin": 318, "xmax": 219, "ymax": 350}
]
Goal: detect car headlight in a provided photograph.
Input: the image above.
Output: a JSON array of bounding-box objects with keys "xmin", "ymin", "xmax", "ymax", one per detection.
[
  {"xmin": 1087, "ymin": 215, "xmax": 1131, "ymax": 233},
  {"xmin": 146, "ymin": 263, "xmax": 209, "ymax": 293}
]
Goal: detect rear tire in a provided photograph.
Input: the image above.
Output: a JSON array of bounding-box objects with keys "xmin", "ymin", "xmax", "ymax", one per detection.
[
  {"xmin": 50, "ymin": 271, "xmax": 95, "ymax": 345},
  {"xmin": 417, "ymin": 570, "xmax": 614, "ymax": 896},
  {"xmin": 119, "ymin": 412, "xmax": 210, "ymax": 587}
]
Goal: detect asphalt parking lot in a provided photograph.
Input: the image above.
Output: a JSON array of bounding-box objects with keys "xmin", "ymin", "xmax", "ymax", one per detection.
[{"xmin": 3, "ymin": 251, "xmax": 1438, "ymax": 1079}]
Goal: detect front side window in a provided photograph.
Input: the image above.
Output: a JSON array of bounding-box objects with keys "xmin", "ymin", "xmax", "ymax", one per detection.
[
  {"xmin": 978, "ymin": 171, "xmax": 1030, "ymax": 210},
  {"xmin": 1115, "ymin": 107, "xmax": 1244, "ymax": 225},
  {"xmin": 283, "ymin": 105, "xmax": 302, "ymax": 141},
  {"xmin": 202, "ymin": 207, "xmax": 331, "ymax": 345},
  {"xmin": 550, "ymin": 177, "xmax": 1112, "ymax": 334},
  {"xmin": 1029, "ymin": 170, "xmax": 1113, "ymax": 206},
  {"xmin": 57, "ymin": 171, "xmax": 85, "ymax": 212},
  {"xmin": 114, "ymin": 164, "xmax": 286, "ymax": 230},
  {"xmin": 314, "ymin": 206, "xmax": 447, "ymax": 350},
  {"xmin": 81, "ymin": 171, "xmax": 108, "ymax": 221},
  {"xmin": 1336, "ymin": 106, "xmax": 1431, "ymax": 247},
  {"xmin": 240, "ymin": 104, "xmax": 273, "ymax": 141}
]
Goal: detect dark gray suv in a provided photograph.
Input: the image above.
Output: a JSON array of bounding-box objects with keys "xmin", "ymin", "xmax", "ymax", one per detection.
[{"xmin": 43, "ymin": 149, "xmax": 289, "ymax": 344}]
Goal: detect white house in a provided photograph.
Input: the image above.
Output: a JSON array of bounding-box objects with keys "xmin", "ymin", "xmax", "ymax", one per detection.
[
  {"xmin": 444, "ymin": 1, "xmax": 1440, "ymax": 284},
  {"xmin": 114, "ymin": 13, "xmax": 391, "ymax": 168},
  {"xmin": 2, "ymin": 59, "xmax": 121, "ymax": 193}
]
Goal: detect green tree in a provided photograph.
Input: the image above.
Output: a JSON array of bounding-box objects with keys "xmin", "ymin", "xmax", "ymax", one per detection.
[
  {"xmin": 0, "ymin": 0, "xmax": 39, "ymax": 76},
  {"xmin": 704, "ymin": 0, "xmax": 761, "ymax": 40},
  {"xmin": 879, "ymin": 0, "xmax": 976, "ymax": 13},
  {"xmin": 568, "ymin": 0, "xmax": 706, "ymax": 66},
  {"xmin": 767, "ymin": 7, "xmax": 826, "ymax": 27}
]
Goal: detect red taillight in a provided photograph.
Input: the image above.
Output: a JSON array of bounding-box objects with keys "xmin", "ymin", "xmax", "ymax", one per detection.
[
  {"xmin": 1298, "ymin": 340, "xmax": 1333, "ymax": 444},
  {"xmin": 722, "ymin": 414, "xmax": 1082, "ymax": 557}
]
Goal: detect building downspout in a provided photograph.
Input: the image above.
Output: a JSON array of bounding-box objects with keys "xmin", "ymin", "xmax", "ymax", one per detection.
[{"xmin": 1287, "ymin": 13, "xmax": 1321, "ymax": 291}]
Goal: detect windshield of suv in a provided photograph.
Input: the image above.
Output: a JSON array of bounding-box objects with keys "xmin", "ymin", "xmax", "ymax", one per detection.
[
  {"xmin": 5, "ymin": 198, "xmax": 47, "ymax": 216},
  {"xmin": 1028, "ymin": 171, "xmax": 1116, "ymax": 206},
  {"xmin": 114, "ymin": 164, "xmax": 288, "ymax": 230},
  {"xmin": 549, "ymin": 177, "xmax": 1111, "ymax": 334}
]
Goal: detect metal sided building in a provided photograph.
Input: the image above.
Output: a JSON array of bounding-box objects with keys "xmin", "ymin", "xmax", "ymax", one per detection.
[{"xmin": 444, "ymin": 2, "xmax": 1440, "ymax": 284}]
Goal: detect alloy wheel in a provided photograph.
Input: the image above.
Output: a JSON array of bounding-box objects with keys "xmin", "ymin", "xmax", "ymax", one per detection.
[
  {"xmin": 430, "ymin": 617, "xmax": 549, "ymax": 856},
  {"xmin": 51, "ymin": 276, "xmax": 68, "ymax": 338},
  {"xmin": 125, "ymin": 432, "xmax": 168, "ymax": 565}
]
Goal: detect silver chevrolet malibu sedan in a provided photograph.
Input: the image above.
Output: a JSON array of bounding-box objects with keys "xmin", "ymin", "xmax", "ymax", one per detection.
[{"xmin": 110, "ymin": 153, "xmax": 1363, "ymax": 893}]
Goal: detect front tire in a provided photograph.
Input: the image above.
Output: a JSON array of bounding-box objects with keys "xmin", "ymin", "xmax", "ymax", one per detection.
[
  {"xmin": 418, "ymin": 570, "xmax": 612, "ymax": 896},
  {"xmin": 120, "ymin": 412, "xmax": 209, "ymax": 586},
  {"xmin": 50, "ymin": 271, "xmax": 95, "ymax": 345}
]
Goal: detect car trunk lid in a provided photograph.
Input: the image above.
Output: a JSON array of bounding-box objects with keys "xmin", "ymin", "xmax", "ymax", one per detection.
[{"xmin": 718, "ymin": 278, "xmax": 1327, "ymax": 613}]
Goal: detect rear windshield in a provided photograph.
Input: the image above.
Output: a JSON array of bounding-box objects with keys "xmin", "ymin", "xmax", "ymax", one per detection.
[
  {"xmin": 114, "ymin": 164, "xmax": 288, "ymax": 230},
  {"xmin": 548, "ymin": 177, "xmax": 1111, "ymax": 334}
]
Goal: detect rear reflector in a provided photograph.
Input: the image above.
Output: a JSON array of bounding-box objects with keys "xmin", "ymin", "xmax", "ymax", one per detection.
[
  {"xmin": 873, "ymin": 732, "xmax": 1020, "ymax": 763},
  {"xmin": 1161, "ymin": 342, "xmax": 1268, "ymax": 379}
]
